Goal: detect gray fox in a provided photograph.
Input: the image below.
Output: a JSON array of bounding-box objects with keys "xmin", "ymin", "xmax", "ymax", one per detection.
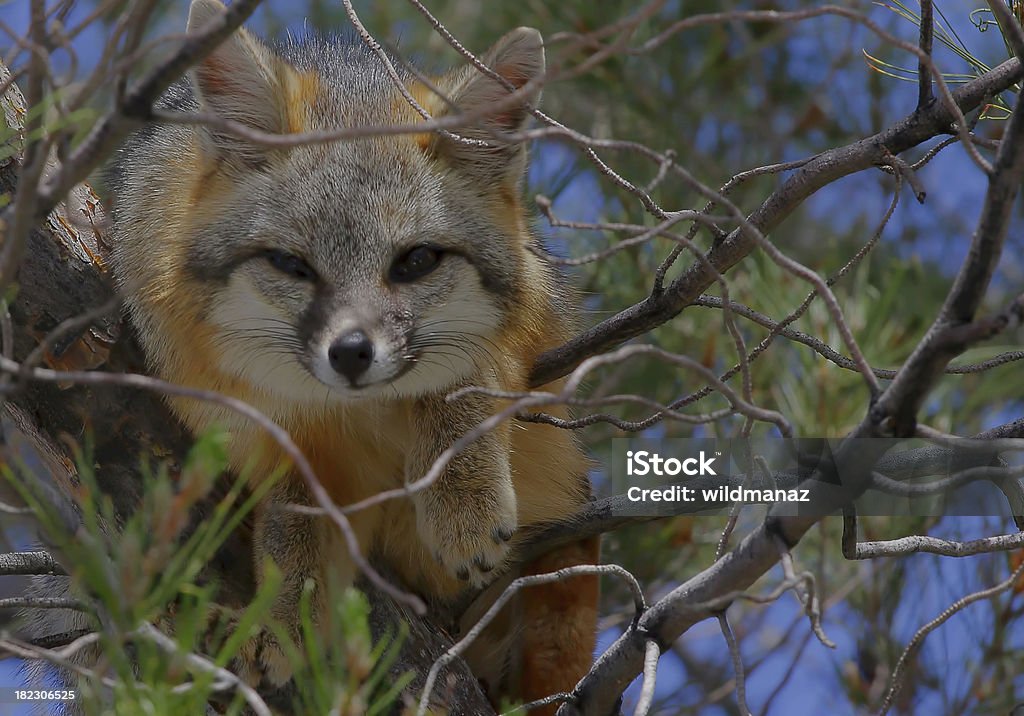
[{"xmin": 105, "ymin": 0, "xmax": 598, "ymax": 711}]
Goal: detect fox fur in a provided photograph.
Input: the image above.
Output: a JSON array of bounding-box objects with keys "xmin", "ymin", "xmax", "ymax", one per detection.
[{"xmin": 101, "ymin": 0, "xmax": 599, "ymax": 711}]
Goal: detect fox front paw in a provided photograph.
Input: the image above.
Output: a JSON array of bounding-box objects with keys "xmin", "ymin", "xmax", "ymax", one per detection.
[
  {"xmin": 205, "ymin": 613, "xmax": 294, "ymax": 690},
  {"xmin": 416, "ymin": 487, "xmax": 517, "ymax": 587},
  {"xmin": 231, "ymin": 624, "xmax": 293, "ymax": 689}
]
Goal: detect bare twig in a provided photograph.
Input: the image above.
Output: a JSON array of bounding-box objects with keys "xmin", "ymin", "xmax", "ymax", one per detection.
[
  {"xmin": 31, "ymin": 0, "xmax": 265, "ymax": 218},
  {"xmin": 918, "ymin": 0, "xmax": 934, "ymax": 108},
  {"xmin": 875, "ymin": 561, "xmax": 1024, "ymax": 716},
  {"xmin": 136, "ymin": 623, "xmax": 272, "ymax": 716},
  {"xmin": 775, "ymin": 536, "xmax": 835, "ymax": 649},
  {"xmin": 632, "ymin": 639, "xmax": 660, "ymax": 716},
  {"xmin": 502, "ymin": 693, "xmax": 574, "ymax": 715},
  {"xmin": 874, "ymin": 78, "xmax": 1024, "ymax": 436},
  {"xmin": 0, "ymin": 550, "xmax": 67, "ymax": 576},
  {"xmin": 0, "ymin": 632, "xmax": 104, "ymax": 679},
  {"xmin": 718, "ymin": 613, "xmax": 752, "ymax": 716},
  {"xmin": 869, "ymin": 464, "xmax": 1024, "ymax": 498},
  {"xmin": 21, "ymin": 295, "xmax": 121, "ymax": 372},
  {"xmin": 694, "ymin": 295, "xmax": 1024, "ymax": 379},
  {"xmin": 852, "ymin": 530, "xmax": 1024, "ymax": 559}
]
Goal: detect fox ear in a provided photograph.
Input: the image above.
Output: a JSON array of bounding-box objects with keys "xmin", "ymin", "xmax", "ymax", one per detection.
[
  {"xmin": 186, "ymin": 0, "xmax": 294, "ymax": 164},
  {"xmin": 431, "ymin": 27, "xmax": 545, "ymax": 185}
]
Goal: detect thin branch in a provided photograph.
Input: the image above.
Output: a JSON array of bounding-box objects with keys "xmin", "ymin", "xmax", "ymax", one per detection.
[
  {"xmin": 21, "ymin": 295, "xmax": 121, "ymax": 372},
  {"xmin": 0, "ymin": 596, "xmax": 89, "ymax": 611},
  {"xmin": 23, "ymin": 628, "xmax": 96, "ymax": 652},
  {"xmin": 135, "ymin": 623, "xmax": 272, "ymax": 716},
  {"xmin": 693, "ymin": 295, "xmax": 1024, "ymax": 380},
  {"xmin": 652, "ymin": 157, "xmax": 814, "ymax": 293},
  {"xmin": 875, "ymin": 561, "xmax": 1024, "ymax": 716},
  {"xmin": 775, "ymin": 537, "xmax": 835, "ymax": 650},
  {"xmin": 869, "ymin": 463, "xmax": 1024, "ymax": 498},
  {"xmin": 874, "ymin": 77, "xmax": 1024, "ymax": 435},
  {"xmin": 852, "ymin": 529, "xmax": 1024, "ymax": 559},
  {"xmin": 718, "ymin": 613, "xmax": 752, "ymax": 716},
  {"xmin": 0, "ymin": 550, "xmax": 67, "ymax": 576},
  {"xmin": 918, "ymin": 0, "xmax": 934, "ymax": 108},
  {"xmin": 632, "ymin": 639, "xmax": 660, "ymax": 716},
  {"xmin": 502, "ymin": 693, "xmax": 574, "ymax": 715},
  {"xmin": 0, "ymin": 632, "xmax": 105, "ymax": 684},
  {"xmin": 0, "ymin": 499, "xmax": 33, "ymax": 515},
  {"xmin": 32, "ymin": 0, "xmax": 265, "ymax": 218}
]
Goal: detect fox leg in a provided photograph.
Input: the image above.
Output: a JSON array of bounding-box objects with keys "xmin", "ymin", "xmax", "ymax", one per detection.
[
  {"xmin": 519, "ymin": 535, "xmax": 601, "ymax": 715},
  {"xmin": 408, "ymin": 383, "xmax": 518, "ymax": 588},
  {"xmin": 232, "ymin": 476, "xmax": 327, "ymax": 688}
]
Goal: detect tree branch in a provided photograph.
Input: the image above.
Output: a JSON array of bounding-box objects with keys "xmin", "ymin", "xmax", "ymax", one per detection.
[
  {"xmin": 530, "ymin": 57, "xmax": 1023, "ymax": 387},
  {"xmin": 560, "ymin": 60, "xmax": 1024, "ymax": 713},
  {"xmin": 873, "ymin": 80, "xmax": 1024, "ymax": 436},
  {"xmin": 0, "ymin": 551, "xmax": 66, "ymax": 577}
]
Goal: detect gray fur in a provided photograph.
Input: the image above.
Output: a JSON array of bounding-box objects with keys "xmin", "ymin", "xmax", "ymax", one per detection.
[{"xmin": 107, "ymin": 20, "xmax": 547, "ymax": 402}]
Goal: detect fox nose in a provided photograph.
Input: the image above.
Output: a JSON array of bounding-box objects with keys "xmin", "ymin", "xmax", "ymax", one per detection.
[{"xmin": 328, "ymin": 330, "xmax": 374, "ymax": 383}]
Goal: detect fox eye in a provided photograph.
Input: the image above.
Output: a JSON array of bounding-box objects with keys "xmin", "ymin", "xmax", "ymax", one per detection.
[
  {"xmin": 389, "ymin": 245, "xmax": 443, "ymax": 283},
  {"xmin": 264, "ymin": 249, "xmax": 316, "ymax": 281}
]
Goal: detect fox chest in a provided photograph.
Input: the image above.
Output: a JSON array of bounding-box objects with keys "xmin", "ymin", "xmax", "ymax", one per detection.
[{"xmin": 242, "ymin": 413, "xmax": 411, "ymax": 508}]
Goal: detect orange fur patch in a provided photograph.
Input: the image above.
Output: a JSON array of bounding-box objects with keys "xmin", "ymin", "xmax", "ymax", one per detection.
[
  {"xmin": 400, "ymin": 79, "xmax": 446, "ymax": 151},
  {"xmin": 283, "ymin": 69, "xmax": 320, "ymax": 134},
  {"xmin": 195, "ymin": 62, "xmax": 229, "ymax": 94},
  {"xmin": 519, "ymin": 536, "xmax": 601, "ymax": 715}
]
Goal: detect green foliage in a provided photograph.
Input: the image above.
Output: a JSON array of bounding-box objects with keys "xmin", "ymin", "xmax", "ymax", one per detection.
[
  {"xmin": 866, "ymin": 1, "xmax": 1020, "ymax": 118},
  {"xmin": 5, "ymin": 430, "xmax": 407, "ymax": 716},
  {"xmin": 285, "ymin": 585, "xmax": 412, "ymax": 716}
]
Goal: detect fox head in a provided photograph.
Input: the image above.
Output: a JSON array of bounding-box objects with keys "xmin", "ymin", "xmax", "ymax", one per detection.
[{"xmin": 115, "ymin": 0, "xmax": 552, "ymax": 404}]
